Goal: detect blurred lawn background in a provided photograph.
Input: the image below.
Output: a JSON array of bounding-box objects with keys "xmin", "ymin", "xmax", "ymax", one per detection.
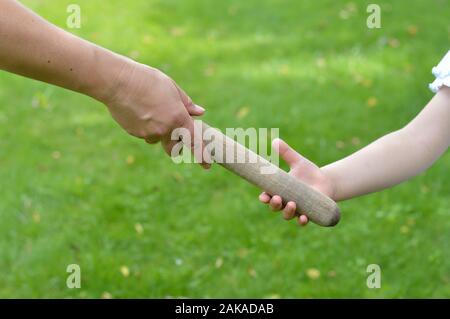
[{"xmin": 0, "ymin": 0, "xmax": 449, "ymax": 298}]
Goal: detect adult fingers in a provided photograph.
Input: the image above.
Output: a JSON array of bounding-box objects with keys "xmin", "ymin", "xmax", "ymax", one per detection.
[
  {"xmin": 145, "ymin": 136, "xmax": 159, "ymax": 144},
  {"xmin": 172, "ymin": 80, "xmax": 205, "ymax": 116},
  {"xmin": 161, "ymin": 137, "xmax": 182, "ymax": 158},
  {"xmin": 179, "ymin": 116, "xmax": 211, "ymax": 169}
]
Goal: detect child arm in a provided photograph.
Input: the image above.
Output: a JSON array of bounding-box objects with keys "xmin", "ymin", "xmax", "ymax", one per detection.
[
  {"xmin": 260, "ymin": 88, "xmax": 450, "ymax": 225},
  {"xmin": 323, "ymin": 86, "xmax": 450, "ymax": 201}
]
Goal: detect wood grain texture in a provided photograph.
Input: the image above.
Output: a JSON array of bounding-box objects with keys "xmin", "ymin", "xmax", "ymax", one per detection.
[{"xmin": 202, "ymin": 122, "xmax": 340, "ymax": 226}]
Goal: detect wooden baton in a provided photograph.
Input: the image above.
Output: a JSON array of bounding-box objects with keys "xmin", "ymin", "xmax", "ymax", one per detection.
[{"xmin": 200, "ymin": 122, "xmax": 340, "ymax": 227}]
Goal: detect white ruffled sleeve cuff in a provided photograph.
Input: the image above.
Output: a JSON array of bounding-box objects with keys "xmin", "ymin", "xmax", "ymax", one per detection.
[{"xmin": 429, "ymin": 50, "xmax": 450, "ymax": 93}]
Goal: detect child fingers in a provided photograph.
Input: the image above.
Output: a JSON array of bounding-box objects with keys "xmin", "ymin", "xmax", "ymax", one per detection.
[
  {"xmin": 259, "ymin": 192, "xmax": 271, "ymax": 203},
  {"xmin": 282, "ymin": 201, "xmax": 296, "ymax": 220},
  {"xmin": 269, "ymin": 195, "xmax": 283, "ymax": 211},
  {"xmin": 297, "ymin": 214, "xmax": 309, "ymax": 226}
]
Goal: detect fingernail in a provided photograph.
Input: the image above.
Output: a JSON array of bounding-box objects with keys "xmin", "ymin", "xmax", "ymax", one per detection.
[{"xmin": 195, "ymin": 105, "xmax": 205, "ymax": 112}]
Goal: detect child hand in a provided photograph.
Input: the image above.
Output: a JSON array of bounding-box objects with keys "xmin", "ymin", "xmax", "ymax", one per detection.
[{"xmin": 259, "ymin": 138, "xmax": 336, "ymax": 226}]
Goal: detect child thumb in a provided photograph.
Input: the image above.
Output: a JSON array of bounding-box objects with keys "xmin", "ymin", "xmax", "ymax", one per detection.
[{"xmin": 272, "ymin": 138, "xmax": 303, "ymax": 167}]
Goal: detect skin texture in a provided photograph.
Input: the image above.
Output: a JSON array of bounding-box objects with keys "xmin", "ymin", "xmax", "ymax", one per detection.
[
  {"xmin": 0, "ymin": 0, "xmax": 209, "ymax": 167},
  {"xmin": 261, "ymin": 86, "xmax": 450, "ymax": 226}
]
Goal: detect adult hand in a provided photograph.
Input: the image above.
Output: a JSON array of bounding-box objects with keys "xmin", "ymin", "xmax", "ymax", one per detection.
[
  {"xmin": 0, "ymin": 0, "xmax": 210, "ymax": 168},
  {"xmin": 99, "ymin": 60, "xmax": 210, "ymax": 168}
]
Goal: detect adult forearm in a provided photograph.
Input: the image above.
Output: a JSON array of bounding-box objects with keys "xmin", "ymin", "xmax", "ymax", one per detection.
[
  {"xmin": 0, "ymin": 0, "xmax": 209, "ymax": 166},
  {"xmin": 0, "ymin": 0, "xmax": 125, "ymax": 101},
  {"xmin": 323, "ymin": 87, "xmax": 450, "ymax": 201}
]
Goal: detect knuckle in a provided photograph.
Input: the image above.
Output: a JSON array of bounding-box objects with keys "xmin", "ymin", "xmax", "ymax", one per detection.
[
  {"xmin": 140, "ymin": 112, "xmax": 153, "ymax": 122},
  {"xmin": 145, "ymin": 138, "xmax": 158, "ymax": 144}
]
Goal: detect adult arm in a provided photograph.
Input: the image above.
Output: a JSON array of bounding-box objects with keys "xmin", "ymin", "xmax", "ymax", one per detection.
[{"xmin": 0, "ymin": 0, "xmax": 208, "ymax": 165}]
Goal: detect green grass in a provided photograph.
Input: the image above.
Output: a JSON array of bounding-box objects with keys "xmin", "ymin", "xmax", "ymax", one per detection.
[{"xmin": 0, "ymin": 0, "xmax": 449, "ymax": 298}]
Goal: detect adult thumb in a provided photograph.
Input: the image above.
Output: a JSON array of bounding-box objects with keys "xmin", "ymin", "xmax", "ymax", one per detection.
[{"xmin": 172, "ymin": 80, "xmax": 205, "ymax": 116}]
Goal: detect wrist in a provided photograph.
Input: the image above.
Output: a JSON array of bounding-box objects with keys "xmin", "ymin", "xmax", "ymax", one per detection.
[
  {"xmin": 320, "ymin": 166, "xmax": 341, "ymax": 201},
  {"xmin": 81, "ymin": 45, "xmax": 134, "ymax": 104}
]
